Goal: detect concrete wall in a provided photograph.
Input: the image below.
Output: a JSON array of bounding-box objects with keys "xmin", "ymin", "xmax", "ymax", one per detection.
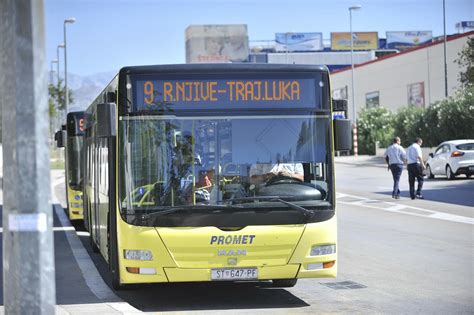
[{"xmin": 331, "ymin": 33, "xmax": 472, "ymax": 120}]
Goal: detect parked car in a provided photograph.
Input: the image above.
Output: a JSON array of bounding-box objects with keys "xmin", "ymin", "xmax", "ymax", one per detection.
[{"xmin": 426, "ymin": 139, "xmax": 474, "ymax": 179}]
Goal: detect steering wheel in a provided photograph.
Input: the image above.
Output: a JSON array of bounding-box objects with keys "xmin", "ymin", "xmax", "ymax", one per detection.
[{"xmin": 265, "ymin": 174, "xmax": 303, "ymax": 186}]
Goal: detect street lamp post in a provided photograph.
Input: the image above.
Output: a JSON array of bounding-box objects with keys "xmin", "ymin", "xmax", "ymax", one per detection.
[
  {"xmin": 442, "ymin": 0, "xmax": 448, "ymax": 97},
  {"xmin": 349, "ymin": 4, "xmax": 361, "ymax": 157},
  {"xmin": 57, "ymin": 44, "xmax": 64, "ymax": 86},
  {"xmin": 63, "ymin": 17, "xmax": 75, "ymax": 115},
  {"xmin": 50, "ymin": 60, "xmax": 57, "ymax": 83}
]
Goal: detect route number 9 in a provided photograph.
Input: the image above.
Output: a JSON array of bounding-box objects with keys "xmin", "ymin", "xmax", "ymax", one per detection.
[
  {"xmin": 79, "ymin": 118, "xmax": 84, "ymax": 131},
  {"xmin": 144, "ymin": 81, "xmax": 154, "ymax": 105}
]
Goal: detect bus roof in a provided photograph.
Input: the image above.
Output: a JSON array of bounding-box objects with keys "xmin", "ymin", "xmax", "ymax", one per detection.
[{"xmin": 119, "ymin": 63, "xmax": 329, "ymax": 76}]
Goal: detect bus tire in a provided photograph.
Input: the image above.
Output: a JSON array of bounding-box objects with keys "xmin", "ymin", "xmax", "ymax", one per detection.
[{"xmin": 272, "ymin": 279, "xmax": 298, "ymax": 287}]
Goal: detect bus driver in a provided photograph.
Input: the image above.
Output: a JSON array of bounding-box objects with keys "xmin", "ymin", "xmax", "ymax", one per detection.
[{"xmin": 249, "ymin": 163, "xmax": 304, "ymax": 185}]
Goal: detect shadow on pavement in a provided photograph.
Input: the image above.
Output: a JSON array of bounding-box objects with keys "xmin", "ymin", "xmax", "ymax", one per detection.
[
  {"xmin": 115, "ymin": 281, "xmax": 308, "ymax": 312},
  {"xmin": 376, "ymin": 177, "xmax": 474, "ymax": 207},
  {"xmin": 77, "ymin": 232, "xmax": 309, "ymax": 312}
]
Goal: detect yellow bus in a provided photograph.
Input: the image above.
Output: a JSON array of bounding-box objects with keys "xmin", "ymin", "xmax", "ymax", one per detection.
[
  {"xmin": 56, "ymin": 111, "xmax": 85, "ymax": 221},
  {"xmin": 83, "ymin": 64, "xmax": 349, "ymax": 289}
]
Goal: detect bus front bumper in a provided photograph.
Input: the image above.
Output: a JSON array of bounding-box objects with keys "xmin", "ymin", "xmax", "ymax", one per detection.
[{"xmin": 119, "ymin": 262, "xmax": 336, "ymax": 284}]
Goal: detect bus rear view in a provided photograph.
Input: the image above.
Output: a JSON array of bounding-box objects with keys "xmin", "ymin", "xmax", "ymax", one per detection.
[{"xmin": 84, "ymin": 64, "xmax": 337, "ymax": 289}]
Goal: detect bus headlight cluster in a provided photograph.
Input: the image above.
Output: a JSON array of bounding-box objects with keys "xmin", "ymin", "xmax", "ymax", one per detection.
[
  {"xmin": 310, "ymin": 244, "xmax": 336, "ymax": 256},
  {"xmin": 70, "ymin": 203, "xmax": 82, "ymax": 208},
  {"xmin": 124, "ymin": 249, "xmax": 153, "ymax": 261}
]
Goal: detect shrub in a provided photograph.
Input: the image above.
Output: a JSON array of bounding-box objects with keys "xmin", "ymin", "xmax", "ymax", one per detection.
[
  {"xmin": 356, "ymin": 107, "xmax": 395, "ymax": 155},
  {"xmin": 393, "ymin": 106, "xmax": 425, "ymax": 146}
]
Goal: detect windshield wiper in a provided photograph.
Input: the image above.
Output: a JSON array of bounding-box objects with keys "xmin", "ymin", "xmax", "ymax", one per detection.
[
  {"xmin": 144, "ymin": 204, "xmax": 244, "ymax": 218},
  {"xmin": 220, "ymin": 196, "xmax": 313, "ymax": 218}
]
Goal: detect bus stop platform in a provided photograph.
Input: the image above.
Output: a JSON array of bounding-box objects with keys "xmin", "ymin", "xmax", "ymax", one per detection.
[{"xmin": 0, "ymin": 203, "xmax": 141, "ymax": 314}]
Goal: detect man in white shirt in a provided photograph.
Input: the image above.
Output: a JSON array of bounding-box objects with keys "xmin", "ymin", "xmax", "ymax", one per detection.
[
  {"xmin": 249, "ymin": 163, "xmax": 304, "ymax": 185},
  {"xmin": 406, "ymin": 137, "xmax": 426, "ymax": 200},
  {"xmin": 384, "ymin": 137, "xmax": 407, "ymax": 199}
]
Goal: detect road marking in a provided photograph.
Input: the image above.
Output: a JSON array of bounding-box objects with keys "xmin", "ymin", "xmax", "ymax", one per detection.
[
  {"xmin": 337, "ymin": 193, "xmax": 474, "ymax": 225},
  {"xmin": 0, "ymin": 225, "xmax": 76, "ymax": 233}
]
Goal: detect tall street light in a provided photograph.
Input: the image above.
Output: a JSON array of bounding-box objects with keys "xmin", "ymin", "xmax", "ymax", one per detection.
[
  {"xmin": 442, "ymin": 0, "xmax": 448, "ymax": 97},
  {"xmin": 349, "ymin": 5, "xmax": 361, "ymax": 157},
  {"xmin": 57, "ymin": 43, "xmax": 64, "ymax": 86},
  {"xmin": 63, "ymin": 17, "xmax": 75, "ymax": 115},
  {"xmin": 50, "ymin": 60, "xmax": 58, "ymax": 83},
  {"xmin": 349, "ymin": 5, "xmax": 361, "ymax": 122}
]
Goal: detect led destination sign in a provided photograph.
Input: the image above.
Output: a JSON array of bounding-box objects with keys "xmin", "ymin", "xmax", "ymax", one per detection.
[
  {"xmin": 66, "ymin": 112, "xmax": 85, "ymax": 136},
  {"xmin": 133, "ymin": 78, "xmax": 320, "ymax": 111}
]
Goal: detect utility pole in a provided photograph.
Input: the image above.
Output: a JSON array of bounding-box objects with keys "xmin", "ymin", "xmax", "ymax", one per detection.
[
  {"xmin": 0, "ymin": 0, "xmax": 56, "ymax": 313},
  {"xmin": 442, "ymin": 0, "xmax": 448, "ymax": 97}
]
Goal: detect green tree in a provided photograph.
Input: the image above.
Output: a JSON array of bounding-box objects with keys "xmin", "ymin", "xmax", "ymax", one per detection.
[
  {"xmin": 435, "ymin": 85, "xmax": 474, "ymax": 143},
  {"xmin": 393, "ymin": 106, "xmax": 425, "ymax": 146},
  {"xmin": 48, "ymin": 79, "xmax": 74, "ymax": 132},
  {"xmin": 456, "ymin": 36, "xmax": 474, "ymax": 87},
  {"xmin": 393, "ymin": 86, "xmax": 474, "ymax": 148},
  {"xmin": 357, "ymin": 107, "xmax": 395, "ymax": 155}
]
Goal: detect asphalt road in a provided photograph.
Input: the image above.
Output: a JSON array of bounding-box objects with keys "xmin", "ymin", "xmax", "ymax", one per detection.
[{"xmin": 8, "ymin": 158, "xmax": 472, "ymax": 314}]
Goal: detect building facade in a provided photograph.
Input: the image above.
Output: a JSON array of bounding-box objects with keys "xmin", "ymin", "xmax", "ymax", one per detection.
[{"xmin": 330, "ymin": 32, "xmax": 473, "ymax": 120}]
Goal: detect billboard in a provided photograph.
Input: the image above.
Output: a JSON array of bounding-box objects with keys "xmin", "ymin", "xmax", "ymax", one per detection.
[
  {"xmin": 331, "ymin": 32, "xmax": 378, "ymax": 51},
  {"xmin": 186, "ymin": 25, "xmax": 249, "ymax": 63},
  {"xmin": 456, "ymin": 21, "xmax": 474, "ymax": 28},
  {"xmin": 275, "ymin": 32, "xmax": 324, "ymax": 52},
  {"xmin": 386, "ymin": 31, "xmax": 432, "ymax": 51},
  {"xmin": 407, "ymin": 82, "xmax": 425, "ymax": 108}
]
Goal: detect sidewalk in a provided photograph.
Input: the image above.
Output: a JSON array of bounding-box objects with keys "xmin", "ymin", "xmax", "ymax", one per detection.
[
  {"xmin": 0, "ymin": 165, "xmax": 141, "ymax": 314},
  {"xmin": 334, "ymin": 155, "xmax": 387, "ymax": 168}
]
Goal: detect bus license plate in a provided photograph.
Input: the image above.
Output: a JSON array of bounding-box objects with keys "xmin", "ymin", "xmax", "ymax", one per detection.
[{"xmin": 211, "ymin": 268, "xmax": 257, "ymax": 281}]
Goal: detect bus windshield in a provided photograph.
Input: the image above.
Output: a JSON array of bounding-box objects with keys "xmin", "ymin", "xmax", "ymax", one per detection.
[{"xmin": 118, "ymin": 113, "xmax": 332, "ymax": 219}]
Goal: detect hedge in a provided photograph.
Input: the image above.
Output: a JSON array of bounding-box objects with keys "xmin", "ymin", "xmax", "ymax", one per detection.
[{"xmin": 357, "ymin": 85, "xmax": 474, "ymax": 153}]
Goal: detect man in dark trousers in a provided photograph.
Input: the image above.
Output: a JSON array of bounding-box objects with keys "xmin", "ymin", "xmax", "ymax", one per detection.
[
  {"xmin": 384, "ymin": 137, "xmax": 407, "ymax": 199},
  {"xmin": 406, "ymin": 137, "xmax": 426, "ymax": 199}
]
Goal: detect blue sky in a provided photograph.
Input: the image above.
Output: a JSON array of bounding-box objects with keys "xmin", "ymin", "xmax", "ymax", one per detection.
[{"xmin": 45, "ymin": 0, "xmax": 473, "ymax": 76}]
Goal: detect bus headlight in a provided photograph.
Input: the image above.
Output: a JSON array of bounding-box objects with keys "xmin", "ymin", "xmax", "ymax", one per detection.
[
  {"xmin": 124, "ymin": 249, "xmax": 153, "ymax": 261},
  {"xmin": 310, "ymin": 244, "xmax": 336, "ymax": 256}
]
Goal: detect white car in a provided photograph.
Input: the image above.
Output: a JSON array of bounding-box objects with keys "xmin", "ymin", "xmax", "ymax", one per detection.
[{"xmin": 426, "ymin": 139, "xmax": 474, "ymax": 179}]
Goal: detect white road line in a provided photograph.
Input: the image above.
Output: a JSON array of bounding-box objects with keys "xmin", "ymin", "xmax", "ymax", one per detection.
[
  {"xmin": 384, "ymin": 204, "xmax": 407, "ymax": 211},
  {"xmin": 337, "ymin": 192, "xmax": 474, "ymax": 225},
  {"xmin": 0, "ymin": 226, "xmax": 76, "ymax": 233}
]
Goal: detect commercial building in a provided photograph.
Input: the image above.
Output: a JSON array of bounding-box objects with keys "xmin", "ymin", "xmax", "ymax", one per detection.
[
  {"xmin": 185, "ymin": 25, "xmax": 472, "ymax": 121},
  {"xmin": 330, "ymin": 31, "xmax": 473, "ymax": 120}
]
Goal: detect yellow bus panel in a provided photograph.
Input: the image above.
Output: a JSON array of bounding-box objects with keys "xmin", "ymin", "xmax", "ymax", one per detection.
[{"xmin": 67, "ymin": 186, "xmax": 83, "ymax": 220}]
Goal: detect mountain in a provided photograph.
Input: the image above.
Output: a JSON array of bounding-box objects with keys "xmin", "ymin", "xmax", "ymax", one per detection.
[{"xmin": 67, "ymin": 70, "xmax": 117, "ymax": 112}]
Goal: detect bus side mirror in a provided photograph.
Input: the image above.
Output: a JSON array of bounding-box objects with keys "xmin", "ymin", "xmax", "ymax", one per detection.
[
  {"xmin": 97, "ymin": 103, "xmax": 116, "ymax": 137},
  {"xmin": 334, "ymin": 119, "xmax": 352, "ymax": 151},
  {"xmin": 55, "ymin": 130, "xmax": 66, "ymax": 148}
]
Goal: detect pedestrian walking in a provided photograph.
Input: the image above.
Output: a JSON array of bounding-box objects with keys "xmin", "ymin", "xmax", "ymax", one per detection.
[
  {"xmin": 384, "ymin": 137, "xmax": 406, "ymax": 199},
  {"xmin": 406, "ymin": 137, "xmax": 426, "ymax": 200}
]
